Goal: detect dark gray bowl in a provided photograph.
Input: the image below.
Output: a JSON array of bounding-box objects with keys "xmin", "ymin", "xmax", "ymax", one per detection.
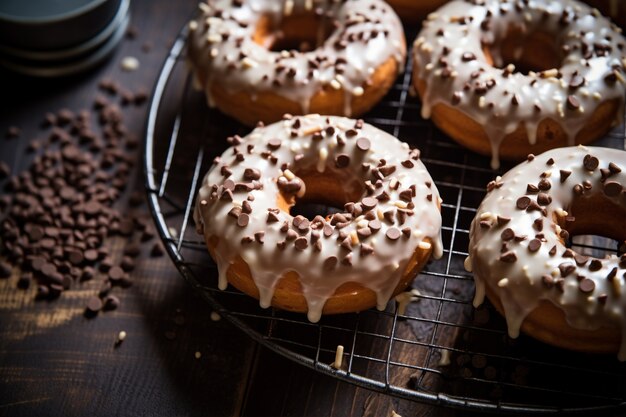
[{"xmin": 0, "ymin": 0, "xmax": 122, "ymax": 51}]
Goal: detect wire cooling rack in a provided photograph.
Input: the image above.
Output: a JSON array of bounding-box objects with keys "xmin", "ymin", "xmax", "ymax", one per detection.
[{"xmin": 144, "ymin": 23, "xmax": 626, "ymax": 414}]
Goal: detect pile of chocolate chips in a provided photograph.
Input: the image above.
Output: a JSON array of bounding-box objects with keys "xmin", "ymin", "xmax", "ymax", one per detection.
[{"xmin": 0, "ymin": 81, "xmax": 163, "ymax": 315}]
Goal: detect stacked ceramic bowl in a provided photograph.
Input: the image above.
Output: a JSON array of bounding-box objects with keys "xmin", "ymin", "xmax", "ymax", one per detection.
[{"xmin": 0, "ymin": 0, "xmax": 129, "ymax": 77}]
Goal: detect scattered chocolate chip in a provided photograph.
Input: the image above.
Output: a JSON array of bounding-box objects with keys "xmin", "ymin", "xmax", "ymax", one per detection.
[
  {"xmin": 103, "ymin": 295, "xmax": 120, "ymax": 310},
  {"xmin": 0, "ymin": 261, "xmax": 11, "ymax": 278},
  {"xmin": 86, "ymin": 296, "xmax": 103, "ymax": 313},
  {"xmin": 150, "ymin": 243, "xmax": 164, "ymax": 257}
]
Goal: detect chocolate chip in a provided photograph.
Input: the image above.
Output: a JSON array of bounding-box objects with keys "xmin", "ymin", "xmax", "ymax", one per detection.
[
  {"xmin": 559, "ymin": 170, "xmax": 571, "ymax": 183},
  {"xmin": 294, "ymin": 237, "xmax": 308, "ymax": 250},
  {"xmin": 335, "ymin": 154, "xmax": 350, "ymax": 168},
  {"xmin": 496, "ymin": 216, "xmax": 510, "ymax": 226},
  {"xmin": 528, "ymin": 239, "xmax": 542, "ymax": 252},
  {"xmin": 586, "ymin": 259, "xmax": 602, "ymax": 272},
  {"xmin": 566, "ymin": 95, "xmax": 580, "ymax": 110},
  {"xmin": 386, "ymin": 227, "xmax": 401, "ymax": 241},
  {"xmin": 542, "ymin": 274, "xmax": 554, "ymax": 288},
  {"xmin": 500, "ymin": 228, "xmax": 515, "ymax": 241},
  {"xmin": 361, "ymin": 197, "xmax": 377, "ymax": 211},
  {"xmin": 583, "ymin": 154, "xmax": 599, "ymax": 171},
  {"xmin": 86, "ymin": 296, "xmax": 103, "ymax": 313},
  {"xmin": 579, "ymin": 278, "xmax": 595, "ymax": 293},
  {"xmin": 150, "ymin": 243, "xmax": 164, "ymax": 257},
  {"xmin": 237, "ymin": 213, "xmax": 250, "ymax": 227},
  {"xmin": 516, "ymin": 196, "xmax": 531, "ymax": 210},
  {"xmin": 103, "ymin": 295, "xmax": 120, "ymax": 310},
  {"xmin": 462, "ymin": 52, "xmax": 476, "ymax": 61},
  {"xmin": 323, "ymin": 256, "xmax": 337, "ymax": 271},
  {"xmin": 499, "ymin": 251, "xmax": 517, "ymax": 263},
  {"xmin": 537, "ymin": 193, "xmax": 552, "ymax": 206},
  {"xmin": 378, "ymin": 165, "xmax": 396, "ymax": 177},
  {"xmin": 267, "ymin": 138, "xmax": 282, "ymax": 150},
  {"xmin": 604, "ymin": 181, "xmax": 623, "ymax": 197},
  {"xmin": 559, "ymin": 263, "xmax": 576, "ymax": 277},
  {"xmin": 243, "ymin": 168, "xmax": 261, "ymax": 181},
  {"xmin": 368, "ymin": 219, "xmax": 381, "ymax": 232},
  {"xmin": 0, "ymin": 261, "xmax": 11, "ymax": 278}
]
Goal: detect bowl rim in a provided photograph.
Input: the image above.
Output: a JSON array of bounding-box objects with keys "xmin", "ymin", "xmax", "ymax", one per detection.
[{"xmin": 0, "ymin": 0, "xmax": 113, "ymax": 25}]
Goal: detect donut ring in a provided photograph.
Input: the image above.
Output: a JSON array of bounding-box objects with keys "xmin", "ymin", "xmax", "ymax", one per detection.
[
  {"xmin": 194, "ymin": 114, "xmax": 443, "ymax": 322},
  {"xmin": 412, "ymin": 0, "xmax": 626, "ymax": 169},
  {"xmin": 187, "ymin": 0, "xmax": 406, "ymax": 126},
  {"xmin": 467, "ymin": 146, "xmax": 626, "ymax": 359}
]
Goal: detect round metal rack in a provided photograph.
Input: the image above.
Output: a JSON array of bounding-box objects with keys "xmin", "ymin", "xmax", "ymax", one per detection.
[{"xmin": 144, "ymin": 23, "xmax": 626, "ymax": 414}]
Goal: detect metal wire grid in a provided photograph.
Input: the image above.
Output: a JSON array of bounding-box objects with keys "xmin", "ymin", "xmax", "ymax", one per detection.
[{"xmin": 144, "ymin": 24, "xmax": 626, "ymax": 414}]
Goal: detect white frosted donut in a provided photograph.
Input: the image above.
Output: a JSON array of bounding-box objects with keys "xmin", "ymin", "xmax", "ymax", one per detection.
[
  {"xmin": 187, "ymin": 0, "xmax": 406, "ymax": 126},
  {"xmin": 467, "ymin": 146, "xmax": 626, "ymax": 359},
  {"xmin": 194, "ymin": 114, "xmax": 443, "ymax": 322},
  {"xmin": 412, "ymin": 0, "xmax": 626, "ymax": 169}
]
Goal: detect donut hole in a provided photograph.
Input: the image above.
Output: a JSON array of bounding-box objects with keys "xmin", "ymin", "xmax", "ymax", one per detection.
[
  {"xmin": 253, "ymin": 13, "xmax": 333, "ymax": 53},
  {"xmin": 281, "ymin": 168, "xmax": 365, "ymax": 220},
  {"xmin": 482, "ymin": 27, "xmax": 563, "ymax": 74},
  {"xmin": 557, "ymin": 193, "xmax": 626, "ymax": 257}
]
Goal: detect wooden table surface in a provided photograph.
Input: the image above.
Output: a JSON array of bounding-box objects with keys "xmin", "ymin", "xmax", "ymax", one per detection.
[{"xmin": 0, "ymin": 1, "xmax": 461, "ymax": 416}]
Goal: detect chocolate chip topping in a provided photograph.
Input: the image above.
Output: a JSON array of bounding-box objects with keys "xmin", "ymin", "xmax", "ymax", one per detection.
[
  {"xmin": 335, "ymin": 154, "xmax": 350, "ymax": 168},
  {"xmin": 237, "ymin": 213, "xmax": 250, "ymax": 227},
  {"xmin": 583, "ymin": 154, "xmax": 599, "ymax": 171},
  {"xmin": 588, "ymin": 259, "xmax": 602, "ymax": 271},
  {"xmin": 579, "ymin": 278, "xmax": 595, "ymax": 293},
  {"xmin": 385, "ymin": 227, "xmax": 401, "ymax": 241},
  {"xmin": 516, "ymin": 196, "xmax": 531, "ymax": 210},
  {"xmin": 559, "ymin": 170, "xmax": 571, "ymax": 183},
  {"xmin": 559, "ymin": 263, "xmax": 576, "ymax": 277},
  {"xmin": 603, "ymin": 181, "xmax": 623, "ymax": 197},
  {"xmin": 499, "ymin": 251, "xmax": 517, "ymax": 263},
  {"xmin": 528, "ymin": 239, "xmax": 542, "ymax": 252},
  {"xmin": 356, "ymin": 137, "xmax": 371, "ymax": 151}
]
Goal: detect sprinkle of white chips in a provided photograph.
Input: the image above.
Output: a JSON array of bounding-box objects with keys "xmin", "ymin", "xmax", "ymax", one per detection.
[
  {"xmin": 438, "ymin": 348, "xmax": 451, "ymax": 366},
  {"xmin": 121, "ymin": 56, "xmax": 140, "ymax": 72},
  {"xmin": 116, "ymin": 330, "xmax": 127, "ymax": 345},
  {"xmin": 331, "ymin": 345, "xmax": 344, "ymax": 369},
  {"xmin": 210, "ymin": 311, "xmax": 221, "ymax": 321},
  {"xmin": 195, "ymin": 351, "xmax": 202, "ymax": 359}
]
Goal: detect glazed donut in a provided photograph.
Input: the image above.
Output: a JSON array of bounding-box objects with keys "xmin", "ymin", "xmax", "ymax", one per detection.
[
  {"xmin": 194, "ymin": 114, "xmax": 443, "ymax": 322},
  {"xmin": 385, "ymin": 0, "xmax": 448, "ymax": 23},
  {"xmin": 466, "ymin": 146, "xmax": 626, "ymax": 359},
  {"xmin": 187, "ymin": 0, "xmax": 406, "ymax": 126},
  {"xmin": 412, "ymin": 0, "xmax": 626, "ymax": 169}
]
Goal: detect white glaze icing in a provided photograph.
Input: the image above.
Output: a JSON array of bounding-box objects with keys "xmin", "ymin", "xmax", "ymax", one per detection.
[
  {"xmin": 467, "ymin": 146, "xmax": 626, "ymax": 359},
  {"xmin": 194, "ymin": 115, "xmax": 443, "ymax": 322},
  {"xmin": 187, "ymin": 0, "xmax": 406, "ymax": 119},
  {"xmin": 413, "ymin": 0, "xmax": 626, "ymax": 169}
]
